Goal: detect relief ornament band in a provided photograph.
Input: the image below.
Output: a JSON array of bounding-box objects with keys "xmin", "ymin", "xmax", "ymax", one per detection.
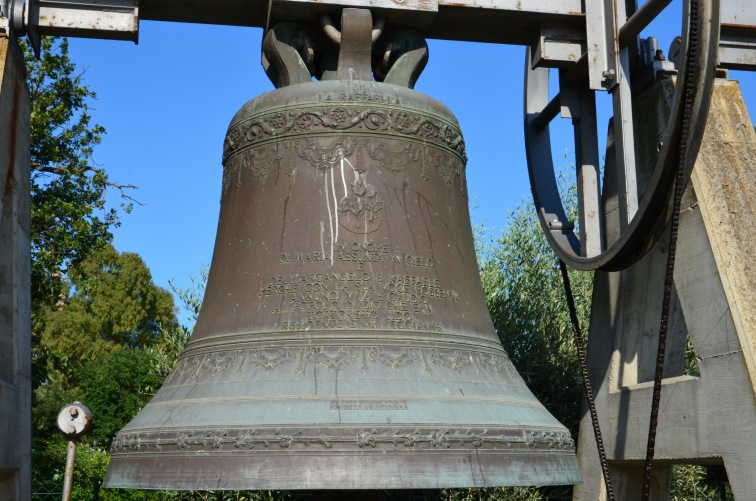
[{"xmin": 221, "ymin": 101, "xmax": 467, "ymax": 191}]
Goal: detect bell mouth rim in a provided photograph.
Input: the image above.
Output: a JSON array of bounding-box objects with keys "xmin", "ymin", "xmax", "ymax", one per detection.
[{"xmin": 105, "ymin": 441, "xmax": 581, "ymax": 490}]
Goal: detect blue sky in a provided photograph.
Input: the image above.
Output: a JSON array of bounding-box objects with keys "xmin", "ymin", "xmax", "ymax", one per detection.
[{"xmin": 65, "ymin": 19, "xmax": 755, "ymax": 323}]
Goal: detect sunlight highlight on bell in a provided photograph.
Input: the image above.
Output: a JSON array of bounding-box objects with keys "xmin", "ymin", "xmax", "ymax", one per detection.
[{"xmin": 104, "ymin": 77, "xmax": 580, "ymax": 490}]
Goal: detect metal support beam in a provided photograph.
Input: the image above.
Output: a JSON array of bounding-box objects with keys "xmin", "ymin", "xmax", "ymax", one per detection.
[
  {"xmin": 720, "ymin": 0, "xmax": 756, "ymax": 70},
  {"xmin": 7, "ymin": 0, "xmax": 137, "ymax": 54},
  {"xmin": 35, "ymin": 0, "xmax": 139, "ymax": 41},
  {"xmin": 531, "ymin": 26, "xmax": 584, "ymax": 70},
  {"xmin": 5, "ymin": 0, "xmax": 752, "ymax": 73},
  {"xmin": 619, "ymin": 0, "xmax": 673, "ymax": 46}
]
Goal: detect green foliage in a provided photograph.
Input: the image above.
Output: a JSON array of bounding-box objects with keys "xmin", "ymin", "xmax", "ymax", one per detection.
[
  {"xmin": 78, "ymin": 347, "xmax": 163, "ymax": 448},
  {"xmin": 684, "ymin": 337, "xmax": 701, "ymax": 376},
  {"xmin": 444, "ymin": 487, "xmax": 541, "ymax": 500},
  {"xmin": 38, "ymin": 244, "xmax": 177, "ymax": 387},
  {"xmin": 31, "ymin": 243, "xmax": 177, "ymax": 473},
  {"xmin": 146, "ymin": 322, "xmax": 191, "ymax": 381},
  {"xmin": 69, "ymin": 243, "xmax": 177, "ymax": 348},
  {"xmin": 30, "ymin": 246, "xmax": 177, "ymax": 492},
  {"xmin": 32, "ymin": 440, "xmax": 110, "ymax": 501},
  {"xmin": 476, "ymin": 200, "xmax": 592, "ymax": 438},
  {"xmin": 32, "ymin": 379, "xmax": 85, "ymax": 439},
  {"xmin": 22, "ymin": 37, "xmax": 119, "ymax": 313},
  {"xmin": 147, "ymin": 265, "xmax": 207, "ymax": 379},
  {"xmin": 671, "ymin": 465, "xmax": 733, "ymax": 500}
]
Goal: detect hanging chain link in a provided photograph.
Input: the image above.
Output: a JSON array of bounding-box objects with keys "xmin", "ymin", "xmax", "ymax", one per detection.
[
  {"xmin": 559, "ymin": 261, "xmax": 616, "ymax": 500},
  {"xmin": 560, "ymin": 0, "xmax": 703, "ymax": 496},
  {"xmin": 641, "ymin": 0, "xmax": 702, "ymax": 497}
]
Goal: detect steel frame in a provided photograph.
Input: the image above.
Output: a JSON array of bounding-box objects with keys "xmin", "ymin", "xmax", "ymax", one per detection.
[{"xmin": 1, "ymin": 0, "xmax": 754, "ymax": 67}]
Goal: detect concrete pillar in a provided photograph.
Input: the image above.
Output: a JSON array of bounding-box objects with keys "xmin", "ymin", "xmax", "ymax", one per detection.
[
  {"xmin": 574, "ymin": 79, "xmax": 756, "ymax": 499},
  {"xmin": 0, "ymin": 35, "xmax": 32, "ymax": 501}
]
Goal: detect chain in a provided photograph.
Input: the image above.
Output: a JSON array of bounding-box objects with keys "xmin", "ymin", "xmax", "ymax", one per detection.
[
  {"xmin": 640, "ymin": 0, "xmax": 702, "ymax": 498},
  {"xmin": 559, "ymin": 261, "xmax": 615, "ymax": 500}
]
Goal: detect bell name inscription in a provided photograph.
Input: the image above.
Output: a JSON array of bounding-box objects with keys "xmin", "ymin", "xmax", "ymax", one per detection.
[{"xmin": 279, "ymin": 241, "xmax": 435, "ymax": 270}]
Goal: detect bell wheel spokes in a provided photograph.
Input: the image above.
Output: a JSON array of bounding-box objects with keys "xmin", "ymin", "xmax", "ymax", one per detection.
[{"xmin": 524, "ymin": 0, "xmax": 720, "ymax": 271}]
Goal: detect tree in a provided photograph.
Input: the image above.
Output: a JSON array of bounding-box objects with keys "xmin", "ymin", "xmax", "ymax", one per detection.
[
  {"xmin": 22, "ymin": 37, "xmax": 140, "ymax": 389},
  {"xmin": 477, "ymin": 201, "xmax": 592, "ymax": 437},
  {"xmin": 23, "ymin": 37, "xmax": 134, "ymax": 310},
  {"xmin": 31, "ymin": 242, "xmax": 177, "ymax": 448},
  {"xmin": 37, "ymin": 244, "xmax": 177, "ymax": 388},
  {"xmin": 79, "ymin": 347, "xmax": 163, "ymax": 448},
  {"xmin": 23, "ymin": 37, "xmax": 180, "ymax": 499},
  {"xmin": 30, "ymin": 244, "xmax": 178, "ymax": 497}
]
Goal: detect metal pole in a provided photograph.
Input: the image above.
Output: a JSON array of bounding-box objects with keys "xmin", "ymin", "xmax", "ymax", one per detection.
[
  {"xmin": 61, "ymin": 439, "xmax": 77, "ymax": 501},
  {"xmin": 56, "ymin": 403, "xmax": 93, "ymax": 501}
]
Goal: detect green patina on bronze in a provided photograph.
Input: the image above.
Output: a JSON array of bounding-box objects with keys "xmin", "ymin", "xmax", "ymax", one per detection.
[{"xmin": 105, "ymin": 13, "xmax": 580, "ymax": 490}]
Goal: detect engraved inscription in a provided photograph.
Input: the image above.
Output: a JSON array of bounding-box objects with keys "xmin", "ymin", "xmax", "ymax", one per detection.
[
  {"xmin": 330, "ymin": 400, "xmax": 408, "ymax": 411},
  {"xmin": 279, "ymin": 242, "xmax": 434, "ymax": 270},
  {"xmin": 263, "ymin": 237, "xmax": 458, "ymax": 332},
  {"xmin": 262, "ymin": 270, "xmax": 459, "ymax": 332}
]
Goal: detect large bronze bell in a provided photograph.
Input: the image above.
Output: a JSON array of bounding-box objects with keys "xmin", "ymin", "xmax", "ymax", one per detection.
[{"xmin": 105, "ymin": 10, "xmax": 580, "ymax": 490}]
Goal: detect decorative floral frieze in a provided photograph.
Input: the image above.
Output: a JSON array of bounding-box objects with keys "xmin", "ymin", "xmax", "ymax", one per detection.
[
  {"xmin": 475, "ymin": 352, "xmax": 519, "ymax": 378},
  {"xmin": 203, "ymin": 351, "xmax": 244, "ymax": 374},
  {"xmin": 221, "ymin": 142, "xmax": 288, "ymax": 191},
  {"xmin": 221, "ymin": 134, "xmax": 465, "ymax": 192},
  {"xmin": 163, "ymin": 345, "xmax": 516, "ymax": 385},
  {"xmin": 429, "ymin": 349, "xmax": 472, "ymax": 373},
  {"xmin": 222, "ymin": 106, "xmax": 466, "ymax": 165},
  {"xmin": 111, "ymin": 427, "xmax": 575, "ymax": 455},
  {"xmin": 304, "ymin": 346, "xmax": 359, "ymax": 370},
  {"xmin": 368, "ymin": 346, "xmax": 421, "ymax": 370},
  {"xmin": 244, "ymin": 348, "xmax": 298, "ymax": 372}
]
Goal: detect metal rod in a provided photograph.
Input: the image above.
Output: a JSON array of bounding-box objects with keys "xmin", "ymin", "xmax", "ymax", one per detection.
[
  {"xmin": 532, "ymin": 92, "xmax": 561, "ymax": 131},
  {"xmin": 619, "ymin": 0, "xmax": 673, "ymax": 46},
  {"xmin": 574, "ymin": 86, "xmax": 603, "ymax": 258},
  {"xmin": 610, "ymin": 45, "xmax": 639, "ymax": 227},
  {"xmin": 61, "ymin": 439, "xmax": 77, "ymax": 501}
]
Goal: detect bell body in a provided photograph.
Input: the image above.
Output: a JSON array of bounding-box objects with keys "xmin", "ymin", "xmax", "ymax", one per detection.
[{"xmin": 105, "ymin": 80, "xmax": 580, "ymax": 490}]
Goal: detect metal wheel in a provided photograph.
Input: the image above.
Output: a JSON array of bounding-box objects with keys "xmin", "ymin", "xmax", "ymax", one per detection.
[{"xmin": 524, "ymin": 0, "xmax": 720, "ymax": 271}]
